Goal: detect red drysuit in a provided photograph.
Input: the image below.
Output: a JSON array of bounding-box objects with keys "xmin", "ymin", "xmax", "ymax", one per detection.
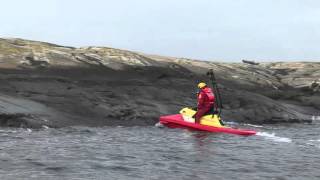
[{"xmin": 195, "ymin": 87, "xmax": 215, "ymax": 123}]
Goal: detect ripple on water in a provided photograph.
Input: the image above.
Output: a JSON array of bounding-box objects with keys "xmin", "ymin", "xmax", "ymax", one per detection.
[{"xmin": 0, "ymin": 125, "xmax": 319, "ymax": 179}]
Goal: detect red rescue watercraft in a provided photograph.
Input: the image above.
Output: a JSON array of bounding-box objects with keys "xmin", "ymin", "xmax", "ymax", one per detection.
[{"xmin": 159, "ymin": 108, "xmax": 256, "ymax": 136}]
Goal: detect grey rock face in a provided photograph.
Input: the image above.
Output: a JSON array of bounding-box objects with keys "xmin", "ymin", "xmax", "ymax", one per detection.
[{"xmin": 0, "ymin": 38, "xmax": 319, "ymax": 128}]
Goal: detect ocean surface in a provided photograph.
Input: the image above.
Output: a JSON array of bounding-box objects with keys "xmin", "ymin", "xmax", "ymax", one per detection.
[{"xmin": 0, "ymin": 122, "xmax": 320, "ymax": 180}]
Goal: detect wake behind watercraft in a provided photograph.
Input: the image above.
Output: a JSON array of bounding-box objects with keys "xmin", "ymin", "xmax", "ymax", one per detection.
[{"xmin": 159, "ymin": 69, "xmax": 256, "ymax": 136}]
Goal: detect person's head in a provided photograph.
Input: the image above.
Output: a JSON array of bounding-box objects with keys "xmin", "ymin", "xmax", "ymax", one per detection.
[{"xmin": 197, "ymin": 82, "xmax": 207, "ymax": 89}]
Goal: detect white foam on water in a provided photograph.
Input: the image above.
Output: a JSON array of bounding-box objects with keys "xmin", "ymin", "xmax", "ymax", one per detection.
[
  {"xmin": 155, "ymin": 122, "xmax": 164, "ymax": 128},
  {"xmin": 42, "ymin": 125, "xmax": 49, "ymax": 129},
  {"xmin": 0, "ymin": 129, "xmax": 17, "ymax": 133},
  {"xmin": 308, "ymin": 139, "xmax": 320, "ymax": 142},
  {"xmin": 312, "ymin": 116, "xmax": 320, "ymax": 121},
  {"xmin": 305, "ymin": 140, "xmax": 320, "ymax": 149},
  {"xmin": 257, "ymin": 132, "xmax": 292, "ymax": 143},
  {"xmin": 223, "ymin": 121, "xmax": 239, "ymax": 125},
  {"xmin": 244, "ymin": 124, "xmax": 263, "ymax": 128}
]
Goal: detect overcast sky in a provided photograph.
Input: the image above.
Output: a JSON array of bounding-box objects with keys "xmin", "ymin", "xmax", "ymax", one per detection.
[{"xmin": 1, "ymin": 0, "xmax": 319, "ymax": 62}]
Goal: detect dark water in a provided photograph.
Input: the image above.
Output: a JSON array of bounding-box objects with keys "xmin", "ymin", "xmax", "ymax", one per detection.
[{"xmin": 0, "ymin": 122, "xmax": 320, "ymax": 180}]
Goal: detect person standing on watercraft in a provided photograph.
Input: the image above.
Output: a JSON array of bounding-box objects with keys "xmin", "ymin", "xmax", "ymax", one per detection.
[{"xmin": 194, "ymin": 82, "xmax": 215, "ymax": 123}]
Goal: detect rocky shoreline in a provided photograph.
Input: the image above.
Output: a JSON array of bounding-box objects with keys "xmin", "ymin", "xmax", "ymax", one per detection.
[{"xmin": 0, "ymin": 38, "xmax": 319, "ymax": 128}]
